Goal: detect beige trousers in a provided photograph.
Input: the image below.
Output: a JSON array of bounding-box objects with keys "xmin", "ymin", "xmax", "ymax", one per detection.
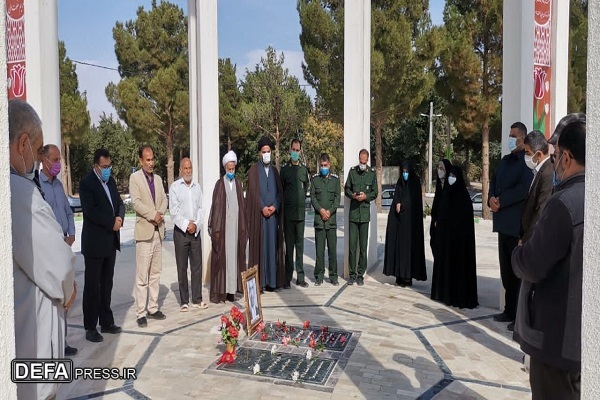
[{"xmin": 135, "ymin": 231, "xmax": 163, "ymax": 318}]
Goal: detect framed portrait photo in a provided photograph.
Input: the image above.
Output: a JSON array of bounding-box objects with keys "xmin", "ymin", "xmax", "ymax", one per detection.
[{"xmin": 242, "ymin": 266, "xmax": 263, "ymax": 335}]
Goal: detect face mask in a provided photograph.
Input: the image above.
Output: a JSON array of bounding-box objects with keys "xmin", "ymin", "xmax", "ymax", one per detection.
[
  {"xmin": 359, "ymin": 163, "xmax": 367, "ymax": 171},
  {"xmin": 22, "ymin": 137, "xmax": 38, "ymax": 181},
  {"xmin": 320, "ymin": 167, "xmax": 329, "ymax": 177},
  {"xmin": 47, "ymin": 158, "xmax": 61, "ymax": 177},
  {"xmin": 437, "ymin": 169, "xmax": 445, "ymax": 179},
  {"xmin": 290, "ymin": 151, "xmax": 300, "ymax": 162},
  {"xmin": 100, "ymin": 166, "xmax": 112, "ymax": 182},
  {"xmin": 448, "ymin": 176, "xmax": 457, "ymax": 186},
  {"xmin": 262, "ymin": 152, "xmax": 271, "ymax": 165},
  {"xmin": 524, "ymin": 154, "xmax": 538, "ymax": 170},
  {"xmin": 553, "ymin": 153, "xmax": 564, "ymax": 187},
  {"xmin": 402, "ymin": 172, "xmax": 409, "ymax": 181},
  {"xmin": 226, "ymin": 171, "xmax": 235, "ymax": 181},
  {"xmin": 507, "ymin": 137, "xmax": 518, "ymax": 152}
]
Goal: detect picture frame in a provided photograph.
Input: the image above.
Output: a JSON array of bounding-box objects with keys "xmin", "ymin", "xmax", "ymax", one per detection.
[{"xmin": 242, "ymin": 266, "xmax": 263, "ymax": 335}]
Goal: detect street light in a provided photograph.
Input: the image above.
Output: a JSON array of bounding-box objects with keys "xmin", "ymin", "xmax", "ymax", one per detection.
[{"xmin": 420, "ymin": 101, "xmax": 442, "ymax": 194}]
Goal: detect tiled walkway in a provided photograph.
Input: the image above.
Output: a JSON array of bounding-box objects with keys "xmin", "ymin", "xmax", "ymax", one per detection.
[{"xmin": 58, "ymin": 215, "xmax": 530, "ymax": 399}]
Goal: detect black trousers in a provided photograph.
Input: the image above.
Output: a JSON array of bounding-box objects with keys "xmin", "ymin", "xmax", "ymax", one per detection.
[
  {"xmin": 530, "ymin": 357, "xmax": 580, "ymax": 400},
  {"xmin": 498, "ymin": 233, "xmax": 520, "ymax": 320},
  {"xmin": 174, "ymin": 227, "xmax": 203, "ymax": 305},
  {"xmin": 83, "ymin": 252, "xmax": 116, "ymax": 330}
]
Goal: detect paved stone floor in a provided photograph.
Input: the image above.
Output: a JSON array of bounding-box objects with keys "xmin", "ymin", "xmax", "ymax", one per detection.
[{"xmin": 59, "ymin": 214, "xmax": 530, "ymax": 399}]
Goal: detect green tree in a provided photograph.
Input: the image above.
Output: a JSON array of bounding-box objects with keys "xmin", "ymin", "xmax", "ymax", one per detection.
[
  {"xmin": 301, "ymin": 114, "xmax": 343, "ymax": 175},
  {"xmin": 106, "ymin": 0, "xmax": 189, "ymax": 187},
  {"xmin": 59, "ymin": 40, "xmax": 90, "ymax": 196},
  {"xmin": 241, "ymin": 47, "xmax": 312, "ymax": 169},
  {"xmin": 219, "ymin": 58, "xmax": 245, "ymax": 151},
  {"xmin": 436, "ymin": 0, "xmax": 503, "ymax": 219},
  {"xmin": 568, "ymin": 0, "xmax": 587, "ymax": 113},
  {"xmin": 299, "ymin": 1, "xmax": 439, "ymax": 210}
]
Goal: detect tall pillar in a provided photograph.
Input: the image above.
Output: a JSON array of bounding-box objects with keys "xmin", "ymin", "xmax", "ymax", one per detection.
[
  {"xmin": 1, "ymin": 1, "xmax": 18, "ymax": 397},
  {"xmin": 343, "ymin": 0, "xmax": 376, "ymax": 278},
  {"xmin": 188, "ymin": 0, "xmax": 219, "ymax": 281},
  {"xmin": 23, "ymin": 0, "xmax": 60, "ymax": 146},
  {"xmin": 552, "ymin": 1, "xmax": 570, "ymax": 121},
  {"xmin": 582, "ymin": 1, "xmax": 600, "ymax": 396}
]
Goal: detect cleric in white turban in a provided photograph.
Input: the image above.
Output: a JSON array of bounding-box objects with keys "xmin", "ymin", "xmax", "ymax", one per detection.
[
  {"xmin": 222, "ymin": 150, "xmax": 238, "ymax": 168},
  {"xmin": 208, "ymin": 149, "xmax": 248, "ymax": 303}
]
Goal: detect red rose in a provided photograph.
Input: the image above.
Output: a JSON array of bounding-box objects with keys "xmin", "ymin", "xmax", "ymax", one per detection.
[
  {"xmin": 309, "ymin": 338, "xmax": 316, "ymax": 348},
  {"xmin": 221, "ymin": 315, "xmax": 229, "ymax": 325},
  {"xmin": 339, "ymin": 336, "xmax": 346, "ymax": 344},
  {"xmin": 276, "ymin": 321, "xmax": 282, "ymax": 328},
  {"xmin": 303, "ymin": 321, "xmax": 310, "ymax": 329},
  {"xmin": 228, "ymin": 325, "xmax": 239, "ymax": 338},
  {"xmin": 261, "ymin": 332, "xmax": 268, "ymax": 341}
]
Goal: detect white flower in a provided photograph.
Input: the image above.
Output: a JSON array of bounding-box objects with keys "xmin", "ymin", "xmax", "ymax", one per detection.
[
  {"xmin": 544, "ymin": 103, "xmax": 550, "ymax": 115},
  {"xmin": 253, "ymin": 363, "xmax": 260, "ymax": 375},
  {"xmin": 545, "ymin": 80, "xmax": 550, "ymax": 92},
  {"xmin": 291, "ymin": 371, "xmax": 299, "ymax": 382},
  {"xmin": 271, "ymin": 344, "xmax": 277, "ymax": 355},
  {"xmin": 306, "ymin": 349, "xmax": 313, "ymax": 360}
]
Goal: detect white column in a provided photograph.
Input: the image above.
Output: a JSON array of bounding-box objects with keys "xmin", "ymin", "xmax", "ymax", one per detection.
[
  {"xmin": 24, "ymin": 0, "xmax": 60, "ymax": 147},
  {"xmin": 1, "ymin": 1, "xmax": 18, "ymax": 396},
  {"xmin": 582, "ymin": 1, "xmax": 600, "ymax": 396},
  {"xmin": 189, "ymin": 0, "xmax": 219, "ymax": 281},
  {"xmin": 551, "ymin": 0, "xmax": 570, "ymax": 123},
  {"xmin": 343, "ymin": 0, "xmax": 376, "ymax": 278}
]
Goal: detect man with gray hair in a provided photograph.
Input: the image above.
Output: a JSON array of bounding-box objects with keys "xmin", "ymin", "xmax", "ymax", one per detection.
[{"xmin": 9, "ymin": 99, "xmax": 77, "ymax": 399}]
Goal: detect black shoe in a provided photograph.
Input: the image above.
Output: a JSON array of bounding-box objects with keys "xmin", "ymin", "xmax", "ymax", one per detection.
[
  {"xmin": 296, "ymin": 281, "xmax": 309, "ymax": 288},
  {"xmin": 65, "ymin": 345, "xmax": 78, "ymax": 356},
  {"xmin": 493, "ymin": 312, "xmax": 512, "ymax": 322},
  {"xmin": 85, "ymin": 329, "xmax": 104, "ymax": 343},
  {"xmin": 507, "ymin": 322, "xmax": 515, "ymax": 332},
  {"xmin": 357, "ymin": 277, "xmax": 364, "ymax": 286},
  {"xmin": 330, "ymin": 280, "xmax": 339, "ymax": 286},
  {"xmin": 274, "ymin": 287, "xmax": 283, "ymax": 292},
  {"xmin": 265, "ymin": 286, "xmax": 275, "ymax": 292},
  {"xmin": 347, "ymin": 277, "xmax": 355, "ymax": 286},
  {"xmin": 147, "ymin": 310, "xmax": 166, "ymax": 320},
  {"xmin": 283, "ymin": 283, "xmax": 291, "ymax": 289},
  {"xmin": 101, "ymin": 324, "xmax": 122, "ymax": 334},
  {"xmin": 137, "ymin": 317, "xmax": 148, "ymax": 328},
  {"xmin": 314, "ymin": 280, "xmax": 323, "ymax": 286},
  {"xmin": 226, "ymin": 294, "xmax": 235, "ymax": 302}
]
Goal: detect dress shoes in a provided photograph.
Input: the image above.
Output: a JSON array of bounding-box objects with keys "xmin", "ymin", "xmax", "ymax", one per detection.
[
  {"xmin": 357, "ymin": 277, "xmax": 365, "ymax": 286},
  {"xmin": 147, "ymin": 310, "xmax": 166, "ymax": 320},
  {"xmin": 101, "ymin": 324, "xmax": 122, "ymax": 334},
  {"xmin": 65, "ymin": 345, "xmax": 78, "ymax": 356},
  {"xmin": 314, "ymin": 280, "xmax": 323, "ymax": 286},
  {"xmin": 493, "ymin": 312, "xmax": 513, "ymax": 322},
  {"xmin": 137, "ymin": 317, "xmax": 148, "ymax": 328},
  {"xmin": 85, "ymin": 329, "xmax": 104, "ymax": 343},
  {"xmin": 283, "ymin": 283, "xmax": 291, "ymax": 289},
  {"xmin": 347, "ymin": 277, "xmax": 355, "ymax": 286},
  {"xmin": 507, "ymin": 322, "xmax": 515, "ymax": 332},
  {"xmin": 296, "ymin": 281, "xmax": 309, "ymax": 288},
  {"xmin": 330, "ymin": 280, "xmax": 339, "ymax": 286}
]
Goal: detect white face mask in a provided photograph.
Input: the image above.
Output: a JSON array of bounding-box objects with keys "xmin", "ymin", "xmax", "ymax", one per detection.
[
  {"xmin": 22, "ymin": 137, "xmax": 38, "ymax": 181},
  {"xmin": 448, "ymin": 176, "xmax": 457, "ymax": 186},
  {"xmin": 262, "ymin": 152, "xmax": 271, "ymax": 165},
  {"xmin": 359, "ymin": 163, "xmax": 367, "ymax": 171},
  {"xmin": 437, "ymin": 169, "xmax": 445, "ymax": 179},
  {"xmin": 524, "ymin": 154, "xmax": 538, "ymax": 170}
]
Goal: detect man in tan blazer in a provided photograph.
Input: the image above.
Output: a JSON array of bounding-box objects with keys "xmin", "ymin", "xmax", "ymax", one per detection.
[{"xmin": 130, "ymin": 145, "xmax": 168, "ymax": 327}]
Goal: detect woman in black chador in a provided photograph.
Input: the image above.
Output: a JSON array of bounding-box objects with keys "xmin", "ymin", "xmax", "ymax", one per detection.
[
  {"xmin": 430, "ymin": 165, "xmax": 478, "ymax": 308},
  {"xmin": 429, "ymin": 159, "xmax": 452, "ymax": 256},
  {"xmin": 383, "ymin": 162, "xmax": 426, "ymax": 286}
]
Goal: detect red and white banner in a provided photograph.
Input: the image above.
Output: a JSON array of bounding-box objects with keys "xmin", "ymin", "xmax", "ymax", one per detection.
[
  {"xmin": 533, "ymin": 0, "xmax": 551, "ymax": 137},
  {"xmin": 6, "ymin": 0, "xmax": 26, "ymax": 100}
]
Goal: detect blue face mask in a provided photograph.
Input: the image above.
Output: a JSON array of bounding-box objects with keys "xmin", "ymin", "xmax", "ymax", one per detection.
[
  {"xmin": 100, "ymin": 166, "xmax": 111, "ymax": 182},
  {"xmin": 226, "ymin": 171, "xmax": 235, "ymax": 181},
  {"xmin": 290, "ymin": 151, "xmax": 300, "ymax": 162},
  {"xmin": 320, "ymin": 167, "xmax": 329, "ymax": 177},
  {"xmin": 507, "ymin": 137, "xmax": 518, "ymax": 152},
  {"xmin": 402, "ymin": 172, "xmax": 409, "ymax": 181}
]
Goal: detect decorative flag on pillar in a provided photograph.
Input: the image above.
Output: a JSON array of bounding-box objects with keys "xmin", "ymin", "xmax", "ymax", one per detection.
[
  {"xmin": 6, "ymin": 0, "xmax": 26, "ymax": 100},
  {"xmin": 533, "ymin": 0, "xmax": 551, "ymax": 136}
]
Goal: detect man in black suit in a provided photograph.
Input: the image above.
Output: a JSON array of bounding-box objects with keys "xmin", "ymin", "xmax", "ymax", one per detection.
[{"xmin": 80, "ymin": 149, "xmax": 125, "ymax": 343}]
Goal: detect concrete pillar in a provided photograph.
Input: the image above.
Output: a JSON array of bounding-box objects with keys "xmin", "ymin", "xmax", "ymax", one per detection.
[
  {"xmin": 188, "ymin": 0, "xmax": 219, "ymax": 281},
  {"xmin": 552, "ymin": 0, "xmax": 570, "ymax": 122},
  {"xmin": 23, "ymin": 0, "xmax": 60, "ymax": 147},
  {"xmin": 1, "ymin": 0, "xmax": 18, "ymax": 396},
  {"xmin": 343, "ymin": 0, "xmax": 376, "ymax": 278},
  {"xmin": 582, "ymin": 1, "xmax": 600, "ymax": 396}
]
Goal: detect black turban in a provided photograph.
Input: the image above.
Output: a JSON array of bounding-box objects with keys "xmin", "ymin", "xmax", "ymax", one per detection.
[{"xmin": 257, "ymin": 136, "xmax": 274, "ymax": 151}]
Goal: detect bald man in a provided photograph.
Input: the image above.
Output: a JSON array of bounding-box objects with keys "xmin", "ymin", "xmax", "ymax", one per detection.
[{"xmin": 169, "ymin": 158, "xmax": 207, "ymax": 311}]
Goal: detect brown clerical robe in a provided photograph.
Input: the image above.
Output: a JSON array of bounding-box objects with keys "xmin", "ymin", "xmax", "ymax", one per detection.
[
  {"xmin": 208, "ymin": 177, "xmax": 248, "ymax": 303},
  {"xmin": 246, "ymin": 163, "xmax": 286, "ymax": 288}
]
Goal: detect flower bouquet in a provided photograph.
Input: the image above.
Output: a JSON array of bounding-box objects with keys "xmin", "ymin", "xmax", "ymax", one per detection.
[{"xmin": 217, "ymin": 306, "xmax": 245, "ymax": 364}]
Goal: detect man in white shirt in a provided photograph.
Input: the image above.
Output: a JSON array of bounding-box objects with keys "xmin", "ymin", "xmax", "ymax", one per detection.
[{"xmin": 169, "ymin": 158, "xmax": 207, "ymax": 311}]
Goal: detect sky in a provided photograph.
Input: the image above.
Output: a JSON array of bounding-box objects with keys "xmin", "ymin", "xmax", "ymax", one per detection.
[{"xmin": 57, "ymin": 0, "xmax": 445, "ymax": 124}]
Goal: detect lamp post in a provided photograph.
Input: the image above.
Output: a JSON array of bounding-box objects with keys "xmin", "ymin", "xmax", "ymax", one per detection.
[{"xmin": 421, "ymin": 101, "xmax": 442, "ymax": 194}]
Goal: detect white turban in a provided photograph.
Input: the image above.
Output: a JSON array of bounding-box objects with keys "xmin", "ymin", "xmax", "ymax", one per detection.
[{"xmin": 222, "ymin": 150, "xmax": 238, "ymax": 167}]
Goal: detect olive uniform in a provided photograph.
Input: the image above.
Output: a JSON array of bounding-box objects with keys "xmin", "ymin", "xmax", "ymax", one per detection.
[
  {"xmin": 310, "ymin": 171, "xmax": 341, "ymax": 284},
  {"xmin": 280, "ymin": 162, "xmax": 309, "ymax": 286},
  {"xmin": 344, "ymin": 165, "xmax": 378, "ymax": 284}
]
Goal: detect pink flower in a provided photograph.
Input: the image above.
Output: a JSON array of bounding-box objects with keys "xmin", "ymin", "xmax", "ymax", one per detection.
[
  {"xmin": 303, "ymin": 320, "xmax": 311, "ymax": 329},
  {"xmin": 534, "ymin": 67, "xmax": 547, "ymax": 100},
  {"xmin": 282, "ymin": 335, "xmax": 291, "ymax": 346}
]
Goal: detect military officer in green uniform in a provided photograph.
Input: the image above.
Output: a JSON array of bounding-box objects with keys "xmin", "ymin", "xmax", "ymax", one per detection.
[
  {"xmin": 311, "ymin": 153, "xmax": 341, "ymax": 286},
  {"xmin": 344, "ymin": 149, "xmax": 378, "ymax": 286},
  {"xmin": 280, "ymin": 139, "xmax": 310, "ymax": 288}
]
